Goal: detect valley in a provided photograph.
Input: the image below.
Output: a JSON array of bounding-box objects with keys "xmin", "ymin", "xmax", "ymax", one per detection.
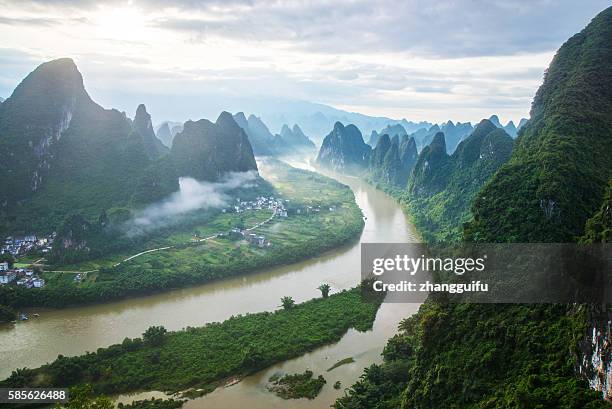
[{"xmin": 0, "ymin": 4, "xmax": 611, "ymax": 409}]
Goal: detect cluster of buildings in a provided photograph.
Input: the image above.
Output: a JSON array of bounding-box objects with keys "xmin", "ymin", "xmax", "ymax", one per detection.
[
  {"xmin": 229, "ymin": 196, "xmax": 289, "ymax": 218},
  {"xmin": 0, "ymin": 262, "xmax": 45, "ymax": 288},
  {"xmin": 2, "ymin": 233, "xmax": 55, "ymax": 257},
  {"xmin": 228, "ymin": 229, "xmax": 271, "ymax": 248}
]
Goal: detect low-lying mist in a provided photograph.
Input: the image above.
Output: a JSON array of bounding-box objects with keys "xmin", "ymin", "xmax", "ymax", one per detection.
[{"xmin": 125, "ymin": 170, "xmax": 259, "ymax": 236}]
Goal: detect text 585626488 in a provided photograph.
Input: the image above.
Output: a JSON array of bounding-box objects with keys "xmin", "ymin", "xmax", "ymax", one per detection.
[{"xmin": 0, "ymin": 388, "xmax": 69, "ymax": 403}]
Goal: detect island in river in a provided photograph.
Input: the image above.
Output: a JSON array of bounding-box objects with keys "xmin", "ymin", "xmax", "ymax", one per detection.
[{"xmin": 1, "ymin": 286, "xmax": 384, "ymax": 400}]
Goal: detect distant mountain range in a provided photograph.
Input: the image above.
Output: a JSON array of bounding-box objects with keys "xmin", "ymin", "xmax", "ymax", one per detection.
[
  {"xmin": 232, "ymin": 112, "xmax": 316, "ymax": 156},
  {"xmin": 0, "ymin": 58, "xmax": 258, "ymax": 233},
  {"xmin": 155, "ymin": 121, "xmax": 183, "ymax": 148},
  {"xmin": 316, "ymin": 114, "xmax": 518, "ymax": 182},
  {"xmin": 251, "ymin": 100, "xmax": 432, "ymax": 143},
  {"xmin": 366, "ymin": 114, "xmax": 525, "ymax": 155}
]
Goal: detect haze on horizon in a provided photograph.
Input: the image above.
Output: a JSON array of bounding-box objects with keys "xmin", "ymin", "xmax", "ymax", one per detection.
[{"xmin": 0, "ymin": 0, "xmax": 609, "ymax": 129}]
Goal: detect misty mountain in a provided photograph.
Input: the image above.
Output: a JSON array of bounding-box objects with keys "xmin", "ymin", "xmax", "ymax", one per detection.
[
  {"xmin": 368, "ymin": 134, "xmax": 418, "ymax": 187},
  {"xmin": 402, "ymin": 119, "xmax": 514, "ymax": 241},
  {"xmin": 0, "ymin": 59, "xmax": 258, "ymax": 233},
  {"xmin": 133, "ymin": 104, "xmax": 169, "ymax": 159},
  {"xmin": 155, "ymin": 121, "xmax": 183, "ymax": 148},
  {"xmin": 488, "ymin": 114, "xmax": 526, "ymax": 138},
  {"xmin": 233, "ymin": 112, "xmax": 276, "ymax": 155},
  {"xmin": 254, "ymin": 99, "xmax": 431, "ymax": 143},
  {"xmin": 369, "ymin": 123, "xmax": 409, "ymax": 147},
  {"xmin": 439, "ymin": 120, "xmax": 474, "ymax": 153},
  {"xmin": 171, "ymin": 112, "xmax": 257, "ymax": 181},
  {"xmin": 405, "ymin": 120, "xmax": 473, "ymax": 154},
  {"xmin": 272, "ymin": 124, "xmax": 316, "ymax": 153},
  {"xmin": 316, "ymin": 122, "xmax": 371, "ymax": 172},
  {"xmin": 369, "ymin": 120, "xmax": 473, "ymax": 155}
]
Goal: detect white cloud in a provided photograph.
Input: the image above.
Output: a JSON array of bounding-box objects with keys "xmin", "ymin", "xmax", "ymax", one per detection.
[{"xmin": 0, "ymin": 0, "xmax": 609, "ymax": 124}]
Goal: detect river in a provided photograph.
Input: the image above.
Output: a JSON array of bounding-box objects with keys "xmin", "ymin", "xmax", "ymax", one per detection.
[{"xmin": 0, "ymin": 159, "xmax": 421, "ymax": 408}]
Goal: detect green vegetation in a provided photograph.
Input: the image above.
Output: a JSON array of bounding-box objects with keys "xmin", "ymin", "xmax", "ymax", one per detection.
[
  {"xmin": 335, "ymin": 302, "xmax": 609, "ymax": 409},
  {"xmin": 267, "ymin": 370, "xmax": 326, "ymax": 400},
  {"xmin": 118, "ymin": 398, "xmax": 184, "ymax": 409},
  {"xmin": 2, "ymin": 287, "xmax": 383, "ymax": 397},
  {"xmin": 464, "ymin": 7, "xmax": 612, "ymax": 243},
  {"xmin": 0, "ymin": 162, "xmax": 364, "ymax": 309},
  {"xmin": 0, "ymin": 59, "xmax": 261, "ymax": 235},
  {"xmin": 62, "ymin": 384, "xmax": 114, "ymax": 409},
  {"xmin": 405, "ymin": 121, "xmax": 513, "ymax": 242},
  {"xmin": 327, "ymin": 357, "xmax": 354, "ymax": 372},
  {"xmin": 0, "ymin": 304, "xmax": 16, "ymax": 323},
  {"xmin": 337, "ymin": 6, "xmax": 612, "ymax": 409},
  {"xmin": 280, "ymin": 296, "xmax": 295, "ymax": 310},
  {"xmin": 318, "ymin": 283, "xmax": 331, "ymax": 298}
]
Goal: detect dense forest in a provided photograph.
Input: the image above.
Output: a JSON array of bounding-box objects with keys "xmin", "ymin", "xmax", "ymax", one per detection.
[{"xmin": 336, "ymin": 6, "xmax": 612, "ymax": 408}]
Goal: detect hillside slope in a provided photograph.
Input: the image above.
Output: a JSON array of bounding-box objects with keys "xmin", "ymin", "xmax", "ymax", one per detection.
[{"xmin": 336, "ymin": 6, "xmax": 612, "ymax": 409}]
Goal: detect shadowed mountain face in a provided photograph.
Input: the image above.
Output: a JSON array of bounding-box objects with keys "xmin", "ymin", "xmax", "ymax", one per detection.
[
  {"xmin": 406, "ymin": 120, "xmax": 514, "ymax": 241},
  {"xmin": 467, "ymin": 6, "xmax": 612, "ymax": 243},
  {"xmin": 271, "ymin": 123, "xmax": 316, "ymax": 154},
  {"xmin": 233, "ymin": 112, "xmax": 316, "ymax": 156},
  {"xmin": 368, "ymin": 134, "xmax": 418, "ymax": 187},
  {"xmin": 316, "ymin": 121, "xmax": 371, "ymax": 172},
  {"xmin": 232, "ymin": 112, "xmax": 275, "ymax": 155},
  {"xmin": 0, "ymin": 59, "xmax": 258, "ymax": 233},
  {"xmin": 133, "ymin": 104, "xmax": 169, "ymax": 159},
  {"xmin": 0, "ymin": 58, "xmax": 154, "ymax": 231},
  {"xmin": 171, "ymin": 112, "xmax": 258, "ymax": 181},
  {"xmin": 155, "ymin": 122, "xmax": 173, "ymax": 148}
]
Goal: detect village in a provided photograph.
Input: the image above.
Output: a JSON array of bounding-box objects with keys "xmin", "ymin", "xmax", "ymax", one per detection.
[
  {"xmin": 215, "ymin": 196, "xmax": 336, "ymax": 248},
  {"xmin": 2, "ymin": 233, "xmax": 55, "ymax": 257},
  {"xmin": 0, "ymin": 196, "xmax": 338, "ymax": 290},
  {"xmin": 0, "ymin": 261, "xmax": 45, "ymax": 288},
  {"xmin": 0, "ymin": 233, "xmax": 55, "ymax": 289}
]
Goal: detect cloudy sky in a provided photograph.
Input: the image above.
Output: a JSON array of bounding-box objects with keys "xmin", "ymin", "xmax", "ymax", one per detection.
[{"xmin": 0, "ymin": 0, "xmax": 609, "ymax": 126}]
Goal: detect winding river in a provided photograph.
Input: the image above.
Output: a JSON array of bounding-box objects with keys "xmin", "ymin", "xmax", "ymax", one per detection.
[{"xmin": 0, "ymin": 159, "xmax": 420, "ymax": 408}]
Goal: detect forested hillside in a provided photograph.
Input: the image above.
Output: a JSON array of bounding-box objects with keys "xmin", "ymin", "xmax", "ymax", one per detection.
[
  {"xmin": 0, "ymin": 60, "xmax": 259, "ymax": 234},
  {"xmin": 336, "ymin": 6, "xmax": 612, "ymax": 409}
]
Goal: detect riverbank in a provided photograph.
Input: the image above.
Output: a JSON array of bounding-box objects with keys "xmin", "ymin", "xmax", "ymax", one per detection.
[
  {"xmin": 0, "ymin": 161, "xmax": 364, "ymax": 309},
  {"xmin": 1, "ymin": 287, "xmax": 384, "ymax": 398}
]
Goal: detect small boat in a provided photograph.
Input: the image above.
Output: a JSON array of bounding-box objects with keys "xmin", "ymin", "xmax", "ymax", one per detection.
[
  {"xmin": 19, "ymin": 313, "xmax": 28, "ymax": 321},
  {"xmin": 33, "ymin": 313, "xmax": 40, "ymax": 317},
  {"xmin": 224, "ymin": 378, "xmax": 241, "ymax": 388}
]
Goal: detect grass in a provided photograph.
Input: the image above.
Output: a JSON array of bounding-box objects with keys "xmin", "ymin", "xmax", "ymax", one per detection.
[
  {"xmin": 2, "ymin": 161, "xmax": 365, "ymax": 308},
  {"xmin": 2, "ymin": 287, "xmax": 383, "ymax": 398}
]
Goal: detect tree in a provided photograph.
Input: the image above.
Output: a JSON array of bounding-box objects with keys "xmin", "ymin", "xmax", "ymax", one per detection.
[
  {"xmin": 0, "ymin": 252, "xmax": 15, "ymax": 268},
  {"xmin": 143, "ymin": 325, "xmax": 167, "ymax": 346},
  {"xmin": 0, "ymin": 304, "xmax": 16, "ymax": 322},
  {"xmin": 317, "ymin": 283, "xmax": 331, "ymax": 298},
  {"xmin": 59, "ymin": 384, "xmax": 113, "ymax": 409},
  {"xmin": 280, "ymin": 296, "xmax": 295, "ymax": 310}
]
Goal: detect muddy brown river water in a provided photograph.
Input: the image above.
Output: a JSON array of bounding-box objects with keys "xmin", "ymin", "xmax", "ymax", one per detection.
[{"xmin": 0, "ymin": 159, "xmax": 421, "ymax": 408}]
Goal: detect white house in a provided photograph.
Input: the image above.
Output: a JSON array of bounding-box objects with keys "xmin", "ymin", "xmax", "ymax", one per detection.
[{"xmin": 0, "ymin": 270, "xmax": 17, "ymax": 284}]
